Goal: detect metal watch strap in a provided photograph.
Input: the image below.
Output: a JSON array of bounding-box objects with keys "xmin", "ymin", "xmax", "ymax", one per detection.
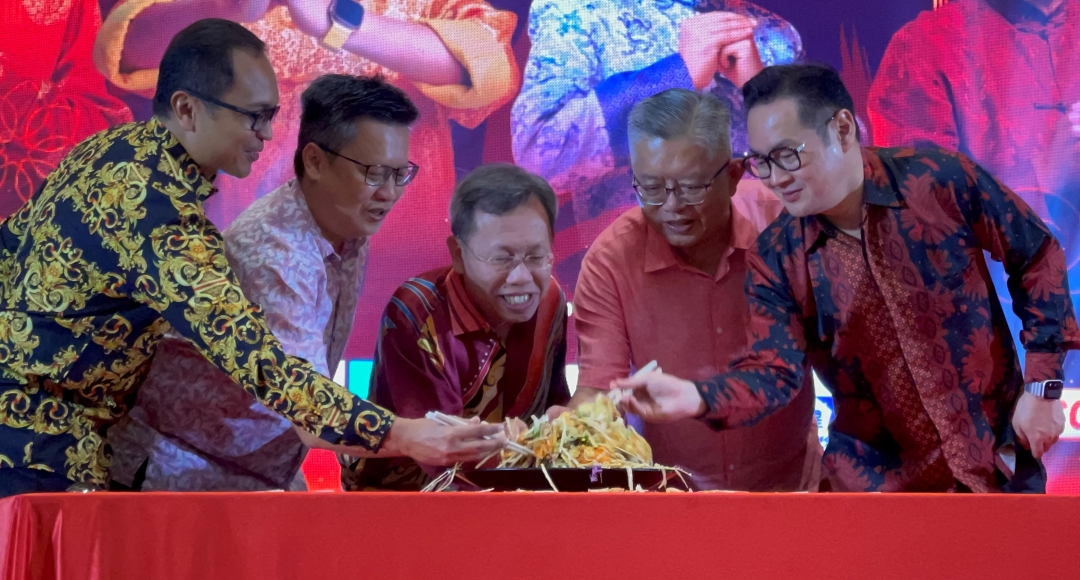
[{"xmin": 321, "ymin": 21, "xmax": 353, "ymax": 52}]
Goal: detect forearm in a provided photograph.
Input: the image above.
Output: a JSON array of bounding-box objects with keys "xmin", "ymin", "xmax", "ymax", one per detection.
[
  {"xmin": 344, "ymin": 16, "xmax": 466, "ymax": 86},
  {"xmin": 294, "ymin": 421, "xmax": 406, "ymax": 458}
]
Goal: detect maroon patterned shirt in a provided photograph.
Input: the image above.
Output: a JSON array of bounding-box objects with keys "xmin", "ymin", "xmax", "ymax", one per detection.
[{"xmin": 696, "ymin": 147, "xmax": 1080, "ymax": 492}]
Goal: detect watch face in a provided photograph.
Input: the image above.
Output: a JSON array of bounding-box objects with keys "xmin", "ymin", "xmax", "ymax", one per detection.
[
  {"xmin": 333, "ymin": 0, "xmax": 364, "ymax": 28},
  {"xmin": 1045, "ymin": 380, "xmax": 1065, "ymax": 396}
]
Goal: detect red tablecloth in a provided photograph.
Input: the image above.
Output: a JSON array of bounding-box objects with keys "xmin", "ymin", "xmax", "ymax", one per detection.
[{"xmin": 1, "ymin": 492, "xmax": 1077, "ymax": 580}]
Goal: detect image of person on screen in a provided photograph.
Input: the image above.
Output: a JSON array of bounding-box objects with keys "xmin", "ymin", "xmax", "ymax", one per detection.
[
  {"xmin": 613, "ymin": 64, "xmax": 1075, "ymax": 493},
  {"xmin": 107, "ymin": 74, "xmax": 421, "ymax": 491},
  {"xmin": 343, "ymin": 164, "xmax": 570, "ymax": 490},
  {"xmin": 868, "ymin": 0, "xmax": 1080, "ymax": 380},
  {"xmin": 566, "ymin": 88, "xmax": 821, "ymax": 491},
  {"xmin": 0, "ymin": 0, "xmax": 132, "ymax": 218},
  {"xmin": 511, "ymin": 0, "xmax": 803, "ymax": 275},
  {"xmin": 0, "ymin": 20, "xmax": 507, "ymax": 497},
  {"xmin": 94, "ymin": 0, "xmax": 521, "ymax": 354}
]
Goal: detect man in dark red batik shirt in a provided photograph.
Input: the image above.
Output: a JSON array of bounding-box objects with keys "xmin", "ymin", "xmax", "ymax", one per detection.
[{"xmin": 616, "ymin": 65, "xmax": 1077, "ymax": 493}]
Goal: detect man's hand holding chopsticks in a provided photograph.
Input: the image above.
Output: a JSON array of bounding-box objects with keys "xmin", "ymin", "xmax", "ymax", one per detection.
[
  {"xmin": 611, "ymin": 371, "xmax": 707, "ymax": 423},
  {"xmin": 381, "ymin": 418, "xmax": 508, "ymax": 466}
]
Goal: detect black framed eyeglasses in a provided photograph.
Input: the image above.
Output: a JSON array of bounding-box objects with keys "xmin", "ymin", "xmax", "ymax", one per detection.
[
  {"xmin": 317, "ymin": 144, "xmax": 420, "ymax": 187},
  {"xmin": 182, "ymin": 88, "xmax": 279, "ymax": 132},
  {"xmin": 632, "ymin": 160, "xmax": 730, "ymax": 206},
  {"xmin": 745, "ymin": 111, "xmax": 841, "ymax": 179},
  {"xmin": 744, "ymin": 144, "xmax": 807, "ymax": 179}
]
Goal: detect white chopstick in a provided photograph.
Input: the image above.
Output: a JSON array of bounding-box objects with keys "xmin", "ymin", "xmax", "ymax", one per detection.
[
  {"xmin": 610, "ymin": 360, "xmax": 659, "ymax": 404},
  {"xmin": 424, "ymin": 411, "xmax": 536, "ymax": 457}
]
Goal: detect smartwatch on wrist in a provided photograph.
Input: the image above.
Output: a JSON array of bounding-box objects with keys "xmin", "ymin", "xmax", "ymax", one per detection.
[
  {"xmin": 1023, "ymin": 379, "xmax": 1064, "ymax": 400},
  {"xmin": 321, "ymin": 0, "xmax": 364, "ymax": 52}
]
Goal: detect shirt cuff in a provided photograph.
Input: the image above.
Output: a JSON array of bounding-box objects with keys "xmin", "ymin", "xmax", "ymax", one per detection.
[
  {"xmin": 1023, "ymin": 351, "xmax": 1066, "ymax": 383},
  {"xmin": 334, "ymin": 400, "xmax": 397, "ymax": 453},
  {"xmin": 693, "ymin": 379, "xmax": 727, "ymax": 431},
  {"xmin": 594, "ymin": 54, "xmax": 694, "ymax": 168}
]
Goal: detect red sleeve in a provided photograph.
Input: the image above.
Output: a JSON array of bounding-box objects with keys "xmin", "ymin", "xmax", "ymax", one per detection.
[
  {"xmin": 573, "ymin": 247, "xmax": 632, "ymax": 390},
  {"xmin": 867, "ymin": 18, "xmax": 958, "ymax": 150}
]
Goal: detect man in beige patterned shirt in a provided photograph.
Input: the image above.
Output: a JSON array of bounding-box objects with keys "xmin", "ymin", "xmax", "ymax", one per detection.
[{"xmin": 109, "ymin": 74, "xmax": 429, "ymax": 490}]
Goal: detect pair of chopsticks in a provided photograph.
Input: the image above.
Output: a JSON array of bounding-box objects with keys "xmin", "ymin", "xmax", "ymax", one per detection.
[
  {"xmin": 609, "ymin": 360, "xmax": 659, "ymax": 405},
  {"xmin": 424, "ymin": 410, "xmax": 536, "ymax": 457}
]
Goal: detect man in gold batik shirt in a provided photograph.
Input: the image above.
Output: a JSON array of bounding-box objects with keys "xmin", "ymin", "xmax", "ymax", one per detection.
[{"xmin": 0, "ymin": 18, "xmax": 505, "ymax": 497}]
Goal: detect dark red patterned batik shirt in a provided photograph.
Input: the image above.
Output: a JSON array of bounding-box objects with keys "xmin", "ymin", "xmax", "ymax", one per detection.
[{"xmin": 697, "ymin": 147, "xmax": 1080, "ymax": 492}]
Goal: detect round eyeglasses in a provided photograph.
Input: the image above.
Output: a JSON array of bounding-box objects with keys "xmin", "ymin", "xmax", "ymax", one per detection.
[
  {"xmin": 744, "ymin": 144, "xmax": 806, "ymax": 180},
  {"xmin": 458, "ymin": 240, "xmax": 554, "ymax": 273}
]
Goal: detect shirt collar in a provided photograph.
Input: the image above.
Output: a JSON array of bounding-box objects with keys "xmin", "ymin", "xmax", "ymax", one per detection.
[
  {"xmin": 643, "ymin": 204, "xmax": 760, "ymax": 275},
  {"xmin": 288, "ymin": 179, "xmax": 367, "ymax": 262},
  {"xmin": 445, "ymin": 269, "xmax": 492, "ymax": 337},
  {"xmin": 150, "ymin": 116, "xmax": 217, "ymax": 202},
  {"xmin": 805, "ymin": 147, "xmax": 905, "ymax": 250}
]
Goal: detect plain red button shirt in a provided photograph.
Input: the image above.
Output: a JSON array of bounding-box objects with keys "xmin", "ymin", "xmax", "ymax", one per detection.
[{"xmin": 574, "ymin": 185, "xmax": 821, "ymax": 491}]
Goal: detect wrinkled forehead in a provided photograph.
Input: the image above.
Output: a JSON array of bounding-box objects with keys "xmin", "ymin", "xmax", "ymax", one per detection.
[
  {"xmin": 630, "ymin": 135, "xmax": 724, "ymax": 179},
  {"xmin": 467, "ymin": 203, "xmax": 553, "ymax": 251}
]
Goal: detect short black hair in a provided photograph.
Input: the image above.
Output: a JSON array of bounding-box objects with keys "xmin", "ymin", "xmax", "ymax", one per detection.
[
  {"xmin": 450, "ymin": 164, "xmax": 557, "ymax": 242},
  {"xmin": 742, "ymin": 64, "xmax": 860, "ymax": 142},
  {"xmin": 294, "ymin": 74, "xmax": 420, "ymax": 179},
  {"xmin": 152, "ymin": 19, "xmax": 267, "ymax": 118}
]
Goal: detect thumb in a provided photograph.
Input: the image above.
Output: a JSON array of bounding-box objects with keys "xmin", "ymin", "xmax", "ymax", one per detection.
[
  {"xmin": 1013, "ymin": 423, "xmax": 1031, "ymax": 451},
  {"xmin": 611, "ymin": 375, "xmax": 650, "ymax": 391}
]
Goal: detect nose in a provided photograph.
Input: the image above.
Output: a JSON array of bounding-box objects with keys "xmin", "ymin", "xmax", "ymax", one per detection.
[
  {"xmin": 505, "ymin": 261, "xmax": 532, "ymax": 284},
  {"xmin": 660, "ymin": 187, "xmax": 686, "ymax": 211},
  {"xmin": 767, "ymin": 165, "xmax": 794, "ymax": 189},
  {"xmin": 371, "ymin": 180, "xmax": 400, "ymax": 202},
  {"xmin": 256, "ymin": 122, "xmax": 273, "ymax": 142}
]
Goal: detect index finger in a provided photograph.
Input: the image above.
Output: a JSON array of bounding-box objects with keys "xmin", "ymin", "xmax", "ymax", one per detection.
[{"xmin": 454, "ymin": 423, "xmax": 504, "ymax": 440}]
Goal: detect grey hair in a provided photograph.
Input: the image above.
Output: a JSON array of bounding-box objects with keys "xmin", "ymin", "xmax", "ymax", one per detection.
[
  {"xmin": 449, "ymin": 164, "xmax": 557, "ymax": 242},
  {"xmin": 627, "ymin": 89, "xmax": 732, "ymax": 159}
]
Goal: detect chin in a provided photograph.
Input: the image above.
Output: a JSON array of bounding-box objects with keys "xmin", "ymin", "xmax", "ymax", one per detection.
[
  {"xmin": 499, "ymin": 307, "xmax": 537, "ymax": 325},
  {"xmin": 782, "ymin": 202, "xmax": 813, "ymax": 218},
  {"xmin": 663, "ymin": 233, "xmax": 702, "ymax": 248},
  {"xmin": 224, "ymin": 163, "xmax": 252, "ymax": 179}
]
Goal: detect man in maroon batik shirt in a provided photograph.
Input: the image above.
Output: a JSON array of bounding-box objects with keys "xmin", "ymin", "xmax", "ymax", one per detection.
[
  {"xmin": 616, "ymin": 65, "xmax": 1076, "ymax": 493},
  {"xmin": 340, "ymin": 164, "xmax": 570, "ymax": 490}
]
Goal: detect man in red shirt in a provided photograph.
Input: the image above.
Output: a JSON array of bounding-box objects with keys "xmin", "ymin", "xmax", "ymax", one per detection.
[
  {"xmin": 617, "ymin": 65, "xmax": 1075, "ymax": 492},
  {"xmin": 569, "ymin": 88, "xmax": 820, "ymax": 491}
]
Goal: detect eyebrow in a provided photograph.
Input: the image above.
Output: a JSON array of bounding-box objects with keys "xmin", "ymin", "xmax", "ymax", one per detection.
[{"xmin": 749, "ymin": 139, "xmax": 801, "ymax": 155}]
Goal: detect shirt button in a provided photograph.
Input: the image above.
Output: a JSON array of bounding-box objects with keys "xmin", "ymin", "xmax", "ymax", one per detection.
[
  {"xmin": 728, "ymin": 464, "xmax": 735, "ymax": 471},
  {"xmin": 716, "ymin": 327, "xmax": 723, "ymax": 335}
]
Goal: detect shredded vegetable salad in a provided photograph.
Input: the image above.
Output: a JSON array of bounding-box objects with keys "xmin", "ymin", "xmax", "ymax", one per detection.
[{"xmin": 498, "ymin": 394, "xmax": 654, "ymax": 468}]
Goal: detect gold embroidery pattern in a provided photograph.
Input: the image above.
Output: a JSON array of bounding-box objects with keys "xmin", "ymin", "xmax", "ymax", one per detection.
[{"xmin": 0, "ymin": 119, "xmax": 394, "ymax": 484}]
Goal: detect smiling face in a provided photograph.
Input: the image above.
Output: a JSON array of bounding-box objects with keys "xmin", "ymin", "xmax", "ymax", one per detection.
[
  {"xmin": 745, "ymin": 97, "xmax": 859, "ymax": 218},
  {"xmin": 301, "ymin": 119, "xmax": 411, "ymax": 247},
  {"xmin": 630, "ymin": 135, "xmax": 741, "ymax": 252},
  {"xmin": 185, "ymin": 49, "xmax": 279, "ymax": 179},
  {"xmin": 450, "ymin": 196, "xmax": 553, "ymax": 331}
]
